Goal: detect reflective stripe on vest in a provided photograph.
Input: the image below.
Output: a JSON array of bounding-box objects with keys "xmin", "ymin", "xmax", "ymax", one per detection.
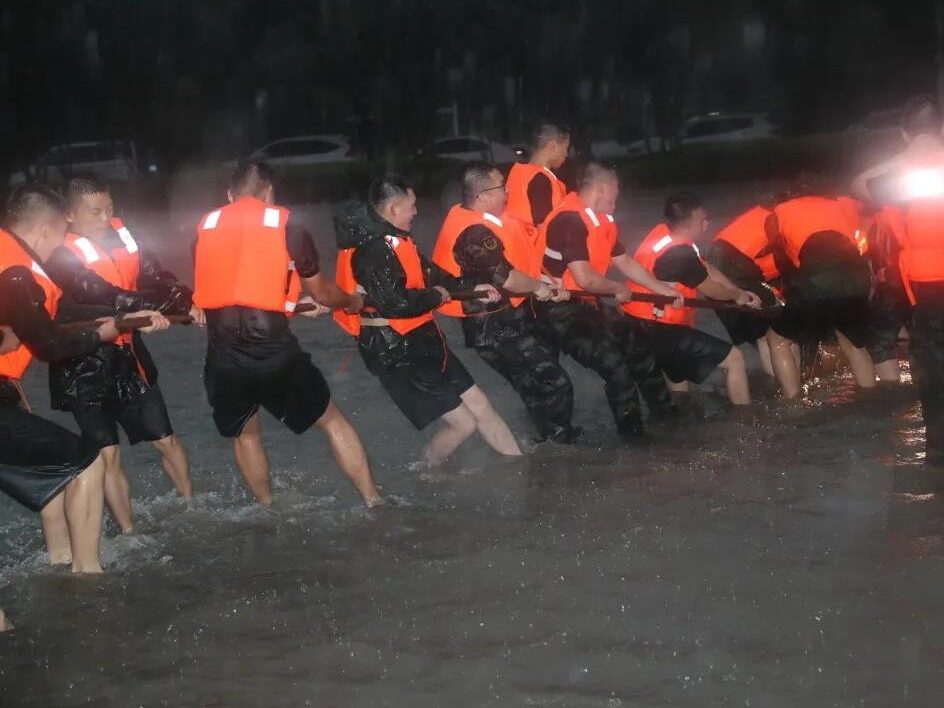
[
  {"xmin": 773, "ymin": 196, "xmax": 857, "ymax": 268},
  {"xmin": 333, "ymin": 234, "xmax": 435, "ymax": 336},
  {"xmin": 432, "ymin": 205, "xmax": 534, "ymax": 315},
  {"xmin": 504, "ymin": 162, "xmax": 567, "ymax": 227},
  {"xmin": 0, "ymin": 229, "xmax": 62, "ymax": 380},
  {"xmin": 624, "ymin": 223, "xmax": 698, "ymax": 327},
  {"xmin": 193, "ymin": 196, "xmax": 292, "ymax": 312},
  {"xmin": 713, "ymin": 205, "xmax": 779, "ymax": 282},
  {"xmin": 539, "ymin": 192, "xmax": 617, "ymax": 291}
]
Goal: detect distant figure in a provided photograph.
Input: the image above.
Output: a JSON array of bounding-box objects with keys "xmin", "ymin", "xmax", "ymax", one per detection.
[
  {"xmin": 765, "ymin": 178, "xmax": 876, "ymax": 399},
  {"xmin": 852, "ymin": 95, "xmax": 944, "ymax": 463},
  {"xmin": 334, "ymin": 174, "xmax": 522, "ymax": 465},
  {"xmin": 432, "ymin": 161, "xmax": 577, "ymax": 443},
  {"xmin": 534, "ymin": 161, "xmax": 681, "ymax": 439},
  {"xmin": 624, "ymin": 192, "xmax": 761, "ymax": 407},
  {"xmin": 44, "ymin": 176, "xmax": 196, "ymax": 533},
  {"xmin": 504, "ymin": 121, "xmax": 570, "ymax": 230},
  {"xmin": 193, "ymin": 162, "xmax": 382, "ymax": 506}
]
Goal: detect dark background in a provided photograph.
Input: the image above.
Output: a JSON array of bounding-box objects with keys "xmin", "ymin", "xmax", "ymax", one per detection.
[{"xmin": 2, "ymin": 0, "xmax": 943, "ymax": 192}]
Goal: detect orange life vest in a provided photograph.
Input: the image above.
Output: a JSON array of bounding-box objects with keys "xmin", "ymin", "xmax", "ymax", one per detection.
[
  {"xmin": 64, "ymin": 220, "xmax": 142, "ymax": 346},
  {"xmin": 432, "ymin": 205, "xmax": 535, "ymax": 315},
  {"xmin": 885, "ymin": 152, "xmax": 944, "ymax": 304},
  {"xmin": 773, "ymin": 196, "xmax": 858, "ymax": 268},
  {"xmin": 624, "ymin": 224, "xmax": 698, "ymax": 327},
  {"xmin": 193, "ymin": 196, "xmax": 294, "ymax": 312},
  {"xmin": 714, "ymin": 205, "xmax": 779, "ymax": 282},
  {"xmin": 0, "ymin": 229, "xmax": 62, "ymax": 380},
  {"xmin": 837, "ymin": 196, "xmax": 870, "ymax": 256},
  {"xmin": 504, "ymin": 162, "xmax": 567, "ymax": 227},
  {"xmin": 540, "ymin": 191, "xmax": 617, "ymax": 291},
  {"xmin": 334, "ymin": 234, "xmax": 435, "ymax": 337}
]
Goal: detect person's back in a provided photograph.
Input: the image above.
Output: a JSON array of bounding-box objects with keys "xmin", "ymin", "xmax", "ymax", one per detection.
[{"xmin": 193, "ymin": 161, "xmax": 381, "ymax": 507}]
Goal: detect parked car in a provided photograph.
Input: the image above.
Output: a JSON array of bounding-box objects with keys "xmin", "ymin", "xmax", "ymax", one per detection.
[
  {"xmin": 248, "ymin": 134, "xmax": 360, "ymax": 166},
  {"xmin": 8, "ymin": 140, "xmax": 139, "ymax": 186},
  {"xmin": 591, "ymin": 135, "xmax": 668, "ymax": 160},
  {"xmin": 418, "ymin": 135, "xmax": 525, "ymax": 164},
  {"xmin": 677, "ymin": 112, "xmax": 776, "ymax": 144}
]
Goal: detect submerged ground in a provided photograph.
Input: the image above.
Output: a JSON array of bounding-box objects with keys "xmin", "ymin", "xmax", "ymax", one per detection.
[{"xmin": 1, "ymin": 185, "xmax": 940, "ymax": 707}]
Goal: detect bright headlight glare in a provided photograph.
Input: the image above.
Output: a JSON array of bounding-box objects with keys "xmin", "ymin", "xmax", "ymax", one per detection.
[{"xmin": 903, "ymin": 168, "xmax": 944, "ymax": 200}]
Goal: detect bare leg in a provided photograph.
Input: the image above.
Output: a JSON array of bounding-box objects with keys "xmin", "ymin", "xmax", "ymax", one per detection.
[
  {"xmin": 767, "ymin": 328, "xmax": 802, "ymax": 399},
  {"xmin": 100, "ymin": 445, "xmax": 134, "ymax": 534},
  {"xmin": 151, "ymin": 434, "xmax": 193, "ymax": 500},
  {"xmin": 0, "ymin": 607, "xmax": 11, "ymax": 632},
  {"xmin": 757, "ymin": 337, "xmax": 775, "ymax": 377},
  {"xmin": 40, "ymin": 493, "xmax": 72, "ymax": 565},
  {"xmin": 425, "ymin": 404, "xmax": 478, "ymax": 466},
  {"xmin": 875, "ymin": 358, "xmax": 901, "ymax": 383},
  {"xmin": 459, "ymin": 385, "xmax": 522, "ymax": 456},
  {"xmin": 64, "ymin": 453, "xmax": 106, "ymax": 574},
  {"xmin": 719, "ymin": 346, "xmax": 751, "ymax": 405},
  {"xmin": 666, "ymin": 377, "xmax": 691, "ymax": 394},
  {"xmin": 836, "ymin": 330, "xmax": 877, "ymax": 389},
  {"xmin": 314, "ymin": 401, "xmax": 382, "ymax": 506},
  {"xmin": 233, "ymin": 412, "xmax": 272, "ymax": 505}
]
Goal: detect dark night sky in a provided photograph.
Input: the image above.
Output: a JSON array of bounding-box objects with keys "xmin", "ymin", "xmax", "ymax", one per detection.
[{"xmin": 0, "ymin": 0, "xmax": 941, "ymax": 166}]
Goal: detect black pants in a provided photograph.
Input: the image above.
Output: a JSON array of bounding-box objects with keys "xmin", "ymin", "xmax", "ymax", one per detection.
[
  {"xmin": 909, "ymin": 293, "xmax": 944, "ymax": 456},
  {"xmin": 533, "ymin": 300, "xmax": 673, "ymax": 432},
  {"xmin": 461, "ymin": 305, "xmax": 574, "ymax": 440}
]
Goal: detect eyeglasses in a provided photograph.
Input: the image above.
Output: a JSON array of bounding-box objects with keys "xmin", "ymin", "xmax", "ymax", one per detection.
[{"xmin": 477, "ymin": 183, "xmax": 506, "ymax": 196}]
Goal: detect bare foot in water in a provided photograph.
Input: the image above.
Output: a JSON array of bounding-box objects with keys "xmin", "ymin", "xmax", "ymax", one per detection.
[
  {"xmin": 0, "ymin": 608, "xmax": 13, "ymax": 632},
  {"xmin": 365, "ymin": 496, "xmax": 386, "ymax": 509}
]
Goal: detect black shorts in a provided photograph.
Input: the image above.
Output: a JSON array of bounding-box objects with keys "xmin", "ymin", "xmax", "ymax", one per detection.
[
  {"xmin": 632, "ymin": 318, "xmax": 732, "ymax": 384},
  {"xmin": 360, "ymin": 338, "xmax": 475, "ymax": 430},
  {"xmin": 205, "ymin": 350, "xmax": 332, "ymax": 438},
  {"xmin": 868, "ymin": 285, "xmax": 912, "ymax": 363},
  {"xmin": 0, "ymin": 403, "xmax": 100, "ymax": 512},
  {"xmin": 72, "ymin": 384, "xmax": 174, "ymax": 448},
  {"xmin": 773, "ymin": 296, "xmax": 871, "ymax": 348}
]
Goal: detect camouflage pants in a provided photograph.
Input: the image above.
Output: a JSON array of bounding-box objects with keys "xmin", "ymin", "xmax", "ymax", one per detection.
[
  {"xmin": 532, "ymin": 300, "xmax": 673, "ymax": 431},
  {"xmin": 461, "ymin": 305, "xmax": 574, "ymax": 440}
]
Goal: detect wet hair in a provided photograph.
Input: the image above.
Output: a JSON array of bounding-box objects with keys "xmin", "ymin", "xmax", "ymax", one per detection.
[
  {"xmin": 64, "ymin": 174, "xmax": 108, "ymax": 209},
  {"xmin": 664, "ymin": 191, "xmax": 704, "ymax": 229},
  {"xmin": 576, "ymin": 161, "xmax": 618, "ymax": 191},
  {"xmin": 368, "ymin": 173, "xmax": 413, "ymax": 212},
  {"xmin": 461, "ymin": 161, "xmax": 500, "ymax": 207},
  {"xmin": 533, "ymin": 121, "xmax": 570, "ymax": 150},
  {"xmin": 902, "ymin": 95, "xmax": 942, "ymax": 138},
  {"xmin": 5, "ymin": 184, "xmax": 65, "ymax": 228},
  {"xmin": 229, "ymin": 161, "xmax": 274, "ymax": 199}
]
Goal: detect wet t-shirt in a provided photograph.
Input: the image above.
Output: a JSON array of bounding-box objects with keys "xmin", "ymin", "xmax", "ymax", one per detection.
[
  {"xmin": 204, "ymin": 221, "xmax": 321, "ymax": 371},
  {"xmin": 542, "ymin": 211, "xmax": 626, "ymax": 279},
  {"xmin": 652, "ymin": 244, "xmax": 709, "ymax": 289},
  {"xmin": 527, "ymin": 173, "xmax": 554, "ymax": 226}
]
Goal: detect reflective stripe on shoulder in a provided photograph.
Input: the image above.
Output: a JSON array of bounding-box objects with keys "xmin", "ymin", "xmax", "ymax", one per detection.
[
  {"xmin": 483, "ymin": 213, "xmax": 503, "ymax": 228},
  {"xmin": 72, "ymin": 237, "xmax": 101, "ymax": 264},
  {"xmin": 116, "ymin": 226, "xmax": 138, "ymax": 254},
  {"xmin": 544, "ymin": 246, "xmax": 563, "ymax": 261},
  {"xmin": 583, "ymin": 207, "xmax": 601, "ymax": 228},
  {"xmin": 385, "ymin": 235, "xmax": 401, "ymax": 248},
  {"xmin": 288, "ymin": 260, "xmax": 296, "ymax": 271},
  {"xmin": 263, "ymin": 207, "xmax": 281, "ymax": 228},
  {"xmin": 605, "ymin": 213, "xmax": 615, "ymax": 223},
  {"xmin": 203, "ymin": 210, "xmax": 222, "ymax": 230},
  {"xmin": 652, "ymin": 235, "xmax": 674, "ymax": 254},
  {"xmin": 31, "ymin": 261, "xmax": 48, "ymax": 278},
  {"xmin": 355, "ymin": 285, "xmax": 367, "ymax": 295}
]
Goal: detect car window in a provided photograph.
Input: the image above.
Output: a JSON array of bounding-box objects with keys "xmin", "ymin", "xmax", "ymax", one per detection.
[
  {"xmin": 724, "ymin": 117, "xmax": 754, "ymax": 131},
  {"xmin": 282, "ymin": 139, "xmax": 339, "ymax": 156},
  {"xmin": 684, "ymin": 120, "xmax": 727, "ymax": 138},
  {"xmin": 433, "ymin": 138, "xmax": 488, "ymax": 154}
]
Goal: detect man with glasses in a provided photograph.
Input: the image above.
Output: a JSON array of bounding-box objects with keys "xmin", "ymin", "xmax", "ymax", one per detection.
[{"xmin": 432, "ymin": 162, "xmax": 578, "ymax": 443}]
